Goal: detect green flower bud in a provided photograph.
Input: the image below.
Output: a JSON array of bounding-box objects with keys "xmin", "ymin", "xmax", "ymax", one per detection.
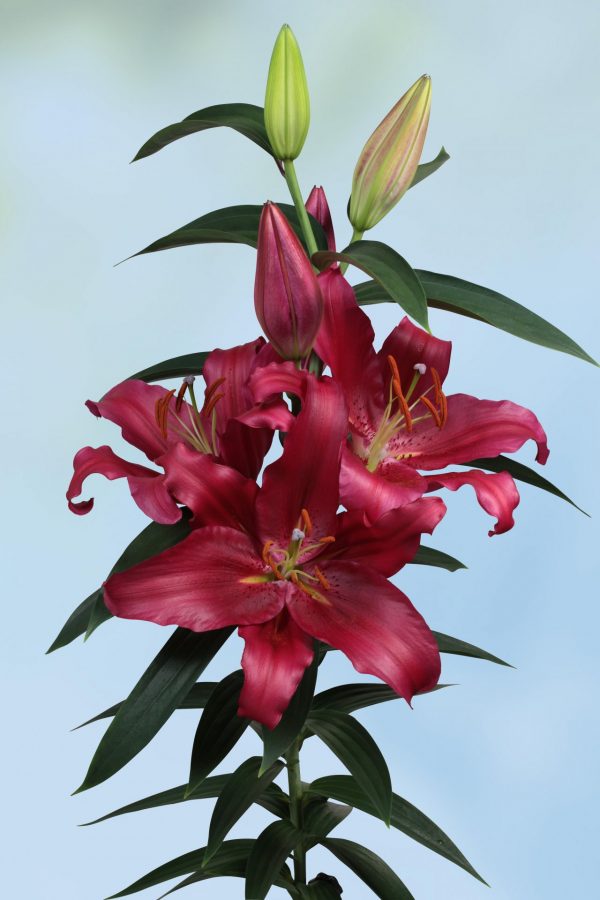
[
  {"xmin": 349, "ymin": 74, "xmax": 431, "ymax": 232},
  {"xmin": 264, "ymin": 24, "xmax": 310, "ymax": 161}
]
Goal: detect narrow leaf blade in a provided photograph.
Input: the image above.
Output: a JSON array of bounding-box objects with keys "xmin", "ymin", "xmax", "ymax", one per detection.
[
  {"xmin": 322, "ymin": 838, "xmax": 415, "ymax": 900},
  {"xmin": 410, "ymin": 146, "xmax": 450, "ymax": 188},
  {"xmin": 466, "ymin": 455, "xmax": 588, "ymax": 515},
  {"xmin": 73, "ymin": 681, "xmax": 217, "ymax": 731},
  {"xmin": 260, "ymin": 652, "xmax": 319, "ymax": 773},
  {"xmin": 245, "ymin": 820, "xmax": 300, "ymax": 900},
  {"xmin": 126, "ymin": 351, "xmax": 210, "ymax": 384},
  {"xmin": 46, "ymin": 589, "xmax": 101, "ymax": 654},
  {"xmin": 188, "ymin": 670, "xmax": 248, "ymax": 793},
  {"xmin": 410, "ymin": 545, "xmax": 467, "ymax": 572},
  {"xmin": 433, "ymin": 630, "xmax": 512, "ymax": 667}
]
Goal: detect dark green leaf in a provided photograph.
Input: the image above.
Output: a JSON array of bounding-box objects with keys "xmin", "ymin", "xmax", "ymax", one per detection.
[
  {"xmin": 188, "ymin": 670, "xmax": 248, "ymax": 794},
  {"xmin": 309, "ymin": 775, "xmax": 485, "ymax": 884},
  {"xmin": 205, "ymin": 757, "xmax": 285, "ymax": 863},
  {"xmin": 84, "ymin": 589, "xmax": 113, "ymax": 640},
  {"xmin": 158, "ymin": 846, "xmax": 293, "ymax": 900},
  {"xmin": 260, "ymin": 651, "xmax": 319, "ymax": 773},
  {"xmin": 313, "ymin": 241, "xmax": 429, "ymax": 330},
  {"xmin": 433, "ymin": 630, "xmax": 512, "ymax": 667},
  {"xmin": 132, "ymin": 103, "xmax": 274, "ymax": 162},
  {"xmin": 321, "ymin": 838, "xmax": 414, "ymax": 900},
  {"xmin": 46, "ymin": 589, "xmax": 101, "ymax": 654},
  {"xmin": 298, "ymin": 880, "xmax": 343, "ymax": 899},
  {"xmin": 466, "ymin": 455, "xmax": 588, "ymax": 515},
  {"xmin": 75, "ymin": 627, "xmax": 232, "ymax": 793},
  {"xmin": 312, "ymin": 683, "xmax": 401, "ymax": 715},
  {"xmin": 73, "ymin": 681, "xmax": 217, "ymax": 731},
  {"xmin": 307, "ymin": 709, "xmax": 392, "ymax": 826},
  {"xmin": 303, "ymin": 798, "xmax": 352, "ymax": 847},
  {"xmin": 126, "ymin": 351, "xmax": 210, "ymax": 384},
  {"xmin": 410, "ymin": 545, "xmax": 466, "ymax": 572},
  {"xmin": 128, "ymin": 203, "xmax": 328, "ymax": 260},
  {"xmin": 410, "ymin": 146, "xmax": 450, "ymax": 188},
  {"xmin": 245, "ymin": 819, "xmax": 300, "ymax": 900}
]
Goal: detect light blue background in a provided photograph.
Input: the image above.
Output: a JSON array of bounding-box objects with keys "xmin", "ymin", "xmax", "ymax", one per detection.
[{"xmin": 2, "ymin": 1, "xmax": 599, "ymax": 898}]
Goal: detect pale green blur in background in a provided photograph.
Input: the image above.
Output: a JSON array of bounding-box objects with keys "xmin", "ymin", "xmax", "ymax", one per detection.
[{"xmin": 2, "ymin": 1, "xmax": 599, "ymax": 898}]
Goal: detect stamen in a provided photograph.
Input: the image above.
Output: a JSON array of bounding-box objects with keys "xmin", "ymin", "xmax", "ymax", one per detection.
[
  {"xmin": 175, "ymin": 381, "xmax": 188, "ymax": 413},
  {"xmin": 202, "ymin": 377, "xmax": 227, "ymax": 411},
  {"xmin": 387, "ymin": 354, "xmax": 401, "ymax": 384},
  {"xmin": 203, "ymin": 391, "xmax": 224, "ymax": 418},
  {"xmin": 262, "ymin": 540, "xmax": 275, "ymax": 565},
  {"xmin": 439, "ymin": 390, "xmax": 448, "ymax": 427},
  {"xmin": 315, "ymin": 566, "xmax": 330, "ymax": 590},
  {"xmin": 318, "ymin": 535, "xmax": 336, "ymax": 544},
  {"xmin": 301, "ymin": 508, "xmax": 313, "ymax": 536},
  {"xmin": 154, "ymin": 390, "xmax": 175, "ymax": 438},
  {"xmin": 419, "ymin": 395, "xmax": 442, "ymax": 428},
  {"xmin": 392, "ymin": 378, "xmax": 413, "ymax": 432},
  {"xmin": 430, "ymin": 367, "xmax": 442, "ymax": 404}
]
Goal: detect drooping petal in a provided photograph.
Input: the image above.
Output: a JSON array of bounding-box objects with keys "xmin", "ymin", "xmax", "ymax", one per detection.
[
  {"xmin": 238, "ymin": 608, "xmax": 314, "ymax": 728},
  {"xmin": 104, "ymin": 526, "xmax": 287, "ymax": 630},
  {"xmin": 378, "ymin": 316, "xmax": 452, "ymax": 394},
  {"xmin": 287, "ymin": 560, "xmax": 440, "ymax": 702},
  {"xmin": 314, "ymin": 268, "xmax": 384, "ymax": 436},
  {"xmin": 305, "ymin": 186, "xmax": 336, "ymax": 251},
  {"xmin": 340, "ymin": 445, "xmax": 427, "ymax": 520},
  {"xmin": 426, "ymin": 469, "xmax": 520, "ymax": 536},
  {"xmin": 257, "ymin": 373, "xmax": 348, "ymax": 544},
  {"xmin": 330, "ymin": 496, "xmax": 446, "ymax": 576},
  {"xmin": 160, "ymin": 443, "xmax": 258, "ymax": 531},
  {"xmin": 67, "ymin": 445, "xmax": 181, "ymax": 524},
  {"xmin": 388, "ymin": 393, "xmax": 549, "ymax": 469}
]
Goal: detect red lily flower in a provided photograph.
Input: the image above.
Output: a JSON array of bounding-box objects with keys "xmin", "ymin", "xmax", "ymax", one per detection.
[
  {"xmin": 103, "ymin": 372, "xmax": 445, "ymax": 728},
  {"xmin": 67, "ymin": 338, "xmax": 286, "ymax": 524}
]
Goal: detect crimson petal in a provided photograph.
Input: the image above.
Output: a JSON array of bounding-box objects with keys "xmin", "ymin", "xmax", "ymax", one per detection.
[
  {"xmin": 426, "ymin": 469, "xmax": 520, "ymax": 536},
  {"xmin": 378, "ymin": 316, "xmax": 452, "ymax": 395},
  {"xmin": 340, "ymin": 446, "xmax": 427, "ymax": 521}
]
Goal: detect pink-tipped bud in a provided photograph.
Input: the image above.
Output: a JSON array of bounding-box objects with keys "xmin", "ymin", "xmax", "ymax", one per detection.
[
  {"xmin": 254, "ymin": 202, "xmax": 323, "ymax": 361},
  {"xmin": 305, "ymin": 186, "xmax": 336, "ymax": 251}
]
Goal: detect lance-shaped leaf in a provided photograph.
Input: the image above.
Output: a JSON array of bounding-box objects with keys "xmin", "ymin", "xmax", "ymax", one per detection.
[
  {"xmin": 302, "ymin": 797, "xmax": 353, "ymax": 849},
  {"xmin": 132, "ymin": 103, "xmax": 274, "ymax": 162},
  {"xmin": 307, "ymin": 709, "xmax": 392, "ymax": 826},
  {"xmin": 47, "ymin": 515, "xmax": 192, "ymax": 653},
  {"xmin": 187, "ymin": 670, "xmax": 248, "ymax": 794},
  {"xmin": 410, "ymin": 545, "xmax": 466, "ymax": 572},
  {"xmin": 353, "ymin": 273, "xmax": 597, "ymax": 365},
  {"xmin": 311, "ymin": 682, "xmax": 448, "ymax": 716},
  {"xmin": 410, "ymin": 146, "xmax": 450, "ymax": 188},
  {"xmin": 157, "ymin": 846, "xmax": 294, "ymax": 900},
  {"xmin": 312, "ymin": 241, "xmax": 429, "ymax": 330},
  {"xmin": 465, "ymin": 455, "xmax": 588, "ymax": 515},
  {"xmin": 75, "ymin": 627, "xmax": 232, "ymax": 793},
  {"xmin": 205, "ymin": 757, "xmax": 285, "ymax": 863},
  {"xmin": 309, "ymin": 775, "xmax": 485, "ymax": 884},
  {"xmin": 73, "ymin": 681, "xmax": 217, "ymax": 731},
  {"xmin": 321, "ymin": 838, "xmax": 415, "ymax": 900},
  {"xmin": 433, "ymin": 631, "xmax": 512, "ymax": 667},
  {"xmin": 245, "ymin": 819, "xmax": 301, "ymax": 900},
  {"xmin": 128, "ymin": 203, "xmax": 328, "ymax": 260},
  {"xmin": 260, "ymin": 652, "xmax": 319, "ymax": 773},
  {"xmin": 126, "ymin": 351, "xmax": 210, "ymax": 385}
]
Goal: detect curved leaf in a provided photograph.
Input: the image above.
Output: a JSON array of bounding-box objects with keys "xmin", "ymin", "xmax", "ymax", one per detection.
[
  {"xmin": 410, "ymin": 146, "xmax": 450, "ymax": 188},
  {"xmin": 307, "ymin": 709, "xmax": 392, "ymax": 826},
  {"xmin": 127, "ymin": 351, "xmax": 210, "ymax": 384},
  {"xmin": 465, "ymin": 455, "xmax": 588, "ymax": 515},
  {"xmin": 245, "ymin": 819, "xmax": 300, "ymax": 900},
  {"xmin": 132, "ymin": 103, "xmax": 274, "ymax": 162},
  {"xmin": 309, "ymin": 775, "xmax": 485, "ymax": 884},
  {"xmin": 188, "ymin": 670, "xmax": 248, "ymax": 794},
  {"xmin": 321, "ymin": 838, "xmax": 414, "ymax": 900},
  {"xmin": 46, "ymin": 589, "xmax": 101, "ymax": 654},
  {"xmin": 313, "ymin": 241, "xmax": 429, "ymax": 330},
  {"xmin": 311, "ymin": 682, "xmax": 448, "ymax": 716},
  {"xmin": 260, "ymin": 652, "xmax": 319, "ymax": 774},
  {"xmin": 303, "ymin": 798, "xmax": 352, "ymax": 848},
  {"xmin": 75, "ymin": 627, "xmax": 232, "ymax": 793},
  {"xmin": 73, "ymin": 681, "xmax": 217, "ymax": 731},
  {"xmin": 410, "ymin": 545, "xmax": 466, "ymax": 572},
  {"xmin": 433, "ymin": 630, "xmax": 512, "ymax": 667}
]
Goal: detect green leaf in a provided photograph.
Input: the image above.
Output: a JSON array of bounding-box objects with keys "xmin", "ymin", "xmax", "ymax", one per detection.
[
  {"xmin": 307, "ymin": 709, "xmax": 392, "ymax": 826},
  {"xmin": 75, "ymin": 627, "xmax": 232, "ymax": 793},
  {"xmin": 465, "ymin": 455, "xmax": 588, "ymax": 516},
  {"xmin": 73, "ymin": 681, "xmax": 217, "ymax": 730},
  {"xmin": 260, "ymin": 651, "xmax": 319, "ymax": 774},
  {"xmin": 322, "ymin": 838, "xmax": 414, "ymax": 900},
  {"xmin": 354, "ymin": 273, "xmax": 597, "ymax": 365},
  {"xmin": 309, "ymin": 775, "xmax": 485, "ymax": 884},
  {"xmin": 128, "ymin": 203, "xmax": 328, "ymax": 260},
  {"xmin": 313, "ymin": 241, "xmax": 429, "ymax": 330},
  {"xmin": 132, "ymin": 103, "xmax": 274, "ymax": 162},
  {"xmin": 126, "ymin": 351, "xmax": 210, "ymax": 384},
  {"xmin": 302, "ymin": 798, "xmax": 352, "ymax": 847},
  {"xmin": 47, "ymin": 515, "xmax": 192, "ymax": 653},
  {"xmin": 410, "ymin": 545, "xmax": 467, "ymax": 572},
  {"xmin": 187, "ymin": 670, "xmax": 248, "ymax": 794},
  {"xmin": 410, "ymin": 146, "xmax": 450, "ymax": 189},
  {"xmin": 205, "ymin": 757, "xmax": 285, "ymax": 863},
  {"xmin": 311, "ymin": 682, "xmax": 447, "ymax": 715},
  {"xmin": 433, "ymin": 630, "xmax": 512, "ymax": 667},
  {"xmin": 245, "ymin": 819, "xmax": 300, "ymax": 900}
]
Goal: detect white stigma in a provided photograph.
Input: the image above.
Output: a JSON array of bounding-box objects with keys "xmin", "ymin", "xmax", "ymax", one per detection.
[
  {"xmin": 291, "ymin": 528, "xmax": 305, "ymax": 542},
  {"xmin": 183, "ymin": 375, "xmax": 196, "ymax": 385},
  {"xmin": 413, "ymin": 363, "xmax": 427, "ymax": 375}
]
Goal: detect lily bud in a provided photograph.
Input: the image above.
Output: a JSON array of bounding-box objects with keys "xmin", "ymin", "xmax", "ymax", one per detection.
[
  {"xmin": 305, "ymin": 186, "xmax": 336, "ymax": 251},
  {"xmin": 264, "ymin": 24, "xmax": 310, "ymax": 160},
  {"xmin": 254, "ymin": 202, "xmax": 323, "ymax": 361},
  {"xmin": 349, "ymin": 74, "xmax": 431, "ymax": 231}
]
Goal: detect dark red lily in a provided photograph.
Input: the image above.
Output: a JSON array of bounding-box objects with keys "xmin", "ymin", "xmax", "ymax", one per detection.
[
  {"xmin": 104, "ymin": 372, "xmax": 445, "ymax": 728},
  {"xmin": 67, "ymin": 338, "xmax": 286, "ymax": 524}
]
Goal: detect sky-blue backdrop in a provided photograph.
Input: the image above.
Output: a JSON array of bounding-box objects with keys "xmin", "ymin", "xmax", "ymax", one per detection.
[{"xmin": 2, "ymin": 2, "xmax": 599, "ymax": 898}]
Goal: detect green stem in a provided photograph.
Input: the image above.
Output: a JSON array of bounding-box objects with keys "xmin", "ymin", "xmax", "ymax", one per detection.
[
  {"xmin": 339, "ymin": 226, "xmax": 364, "ymax": 274},
  {"xmin": 284, "ymin": 159, "xmax": 319, "ymax": 261},
  {"xmin": 286, "ymin": 738, "xmax": 306, "ymax": 885}
]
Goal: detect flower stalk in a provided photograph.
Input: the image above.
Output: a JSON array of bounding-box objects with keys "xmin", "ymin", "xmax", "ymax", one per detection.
[
  {"xmin": 286, "ymin": 737, "xmax": 306, "ymax": 885},
  {"xmin": 284, "ymin": 159, "xmax": 319, "ymax": 260}
]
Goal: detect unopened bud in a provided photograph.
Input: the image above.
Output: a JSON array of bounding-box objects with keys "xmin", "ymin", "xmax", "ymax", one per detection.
[
  {"xmin": 264, "ymin": 25, "xmax": 310, "ymax": 160},
  {"xmin": 349, "ymin": 75, "xmax": 431, "ymax": 231}
]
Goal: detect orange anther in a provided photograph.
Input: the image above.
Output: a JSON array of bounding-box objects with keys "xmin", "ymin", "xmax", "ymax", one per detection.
[
  {"xmin": 202, "ymin": 377, "xmax": 227, "ymax": 409},
  {"xmin": 315, "ymin": 566, "xmax": 330, "ymax": 590},
  {"xmin": 290, "ymin": 571, "xmax": 301, "ymax": 585},
  {"xmin": 439, "ymin": 390, "xmax": 448, "ymax": 427},
  {"xmin": 175, "ymin": 382, "xmax": 188, "ymax": 413},
  {"xmin": 387, "ymin": 354, "xmax": 401, "ymax": 385},
  {"xmin": 203, "ymin": 392, "xmax": 224, "ymax": 418},
  {"xmin": 261, "ymin": 540, "xmax": 275, "ymax": 564},
  {"xmin": 318, "ymin": 535, "xmax": 336, "ymax": 544},
  {"xmin": 301, "ymin": 508, "xmax": 313, "ymax": 536},
  {"xmin": 154, "ymin": 390, "xmax": 175, "ymax": 438},
  {"xmin": 420, "ymin": 395, "xmax": 442, "ymax": 428},
  {"xmin": 430, "ymin": 367, "xmax": 442, "ymax": 404}
]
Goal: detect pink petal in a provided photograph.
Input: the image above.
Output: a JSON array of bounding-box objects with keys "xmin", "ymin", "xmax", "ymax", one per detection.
[
  {"xmin": 104, "ymin": 526, "xmax": 287, "ymax": 630},
  {"xmin": 332, "ymin": 496, "xmax": 446, "ymax": 576},
  {"xmin": 67, "ymin": 445, "xmax": 181, "ymax": 524},
  {"xmin": 238, "ymin": 609, "xmax": 314, "ymax": 729},
  {"xmin": 340, "ymin": 446, "xmax": 427, "ymax": 521},
  {"xmin": 305, "ymin": 186, "xmax": 336, "ymax": 251},
  {"xmin": 378, "ymin": 317, "xmax": 452, "ymax": 394},
  {"xmin": 160, "ymin": 443, "xmax": 258, "ymax": 531},
  {"xmin": 287, "ymin": 561, "xmax": 440, "ymax": 703},
  {"xmin": 426, "ymin": 469, "xmax": 520, "ymax": 536}
]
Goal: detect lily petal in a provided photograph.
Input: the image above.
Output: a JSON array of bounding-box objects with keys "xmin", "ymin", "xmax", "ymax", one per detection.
[
  {"xmin": 379, "ymin": 316, "xmax": 451, "ymax": 394},
  {"xmin": 340, "ymin": 446, "xmax": 427, "ymax": 520},
  {"xmin": 426, "ymin": 469, "xmax": 520, "ymax": 536}
]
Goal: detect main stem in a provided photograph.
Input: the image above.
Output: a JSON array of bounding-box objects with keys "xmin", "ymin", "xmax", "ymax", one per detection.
[
  {"xmin": 286, "ymin": 737, "xmax": 306, "ymax": 885},
  {"xmin": 284, "ymin": 159, "xmax": 319, "ymax": 262},
  {"xmin": 339, "ymin": 226, "xmax": 364, "ymax": 274}
]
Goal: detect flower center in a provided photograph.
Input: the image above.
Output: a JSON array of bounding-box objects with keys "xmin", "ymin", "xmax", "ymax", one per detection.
[
  {"xmin": 154, "ymin": 375, "xmax": 225, "ymax": 456},
  {"xmin": 364, "ymin": 357, "xmax": 447, "ymax": 472},
  {"xmin": 261, "ymin": 508, "xmax": 334, "ymax": 604}
]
